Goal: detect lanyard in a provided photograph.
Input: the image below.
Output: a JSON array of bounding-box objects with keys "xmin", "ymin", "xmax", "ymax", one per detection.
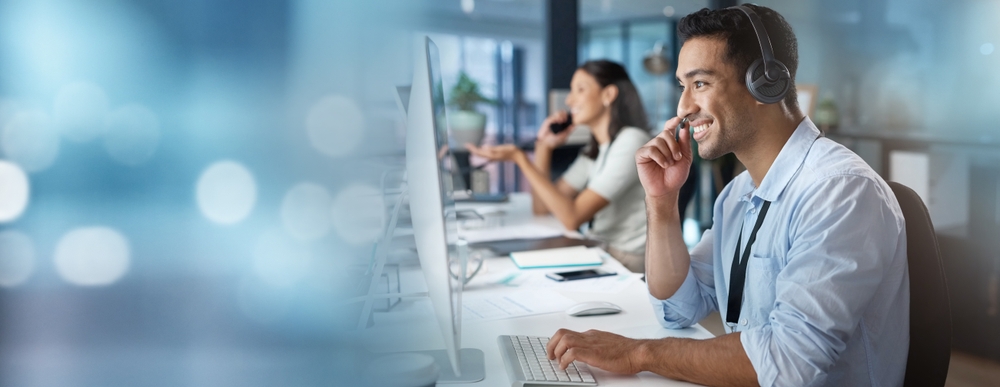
[{"xmin": 726, "ymin": 200, "xmax": 771, "ymax": 326}]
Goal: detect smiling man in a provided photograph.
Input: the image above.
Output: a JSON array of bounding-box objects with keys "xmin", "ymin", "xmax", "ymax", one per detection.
[{"xmin": 546, "ymin": 5, "xmax": 910, "ymax": 387}]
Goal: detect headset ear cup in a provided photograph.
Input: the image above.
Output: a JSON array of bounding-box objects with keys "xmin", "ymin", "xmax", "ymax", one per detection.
[{"xmin": 745, "ymin": 58, "xmax": 791, "ymax": 104}]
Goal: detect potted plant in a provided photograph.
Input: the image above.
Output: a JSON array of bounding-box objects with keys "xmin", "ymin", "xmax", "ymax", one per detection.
[{"xmin": 447, "ymin": 72, "xmax": 494, "ymax": 147}]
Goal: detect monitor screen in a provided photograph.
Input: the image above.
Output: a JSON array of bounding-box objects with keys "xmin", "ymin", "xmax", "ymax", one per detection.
[{"xmin": 404, "ymin": 37, "xmax": 483, "ymax": 382}]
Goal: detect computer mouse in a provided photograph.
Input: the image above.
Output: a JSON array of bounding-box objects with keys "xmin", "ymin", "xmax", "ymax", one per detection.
[{"xmin": 566, "ymin": 301, "xmax": 622, "ymax": 317}]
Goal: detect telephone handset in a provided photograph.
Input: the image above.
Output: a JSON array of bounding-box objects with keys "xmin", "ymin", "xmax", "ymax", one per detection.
[{"xmin": 549, "ymin": 112, "xmax": 573, "ymax": 134}]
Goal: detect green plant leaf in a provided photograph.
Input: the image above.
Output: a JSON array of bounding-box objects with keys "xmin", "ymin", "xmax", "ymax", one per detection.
[{"xmin": 448, "ymin": 72, "xmax": 495, "ymax": 112}]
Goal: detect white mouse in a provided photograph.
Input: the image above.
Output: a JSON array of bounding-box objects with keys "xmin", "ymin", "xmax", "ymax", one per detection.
[{"xmin": 566, "ymin": 301, "xmax": 622, "ymax": 317}]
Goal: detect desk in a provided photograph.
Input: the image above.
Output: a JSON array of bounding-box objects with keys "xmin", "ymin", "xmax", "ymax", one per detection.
[{"xmin": 367, "ymin": 193, "xmax": 714, "ymax": 386}]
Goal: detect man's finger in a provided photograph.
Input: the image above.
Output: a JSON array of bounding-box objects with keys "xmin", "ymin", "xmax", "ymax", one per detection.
[
  {"xmin": 547, "ymin": 329, "xmax": 569, "ymax": 359},
  {"xmin": 653, "ymin": 132, "xmax": 683, "ymax": 161},
  {"xmin": 559, "ymin": 347, "xmax": 582, "ymax": 370},
  {"xmin": 650, "ymin": 136, "xmax": 682, "ymax": 162},
  {"xmin": 553, "ymin": 332, "xmax": 576, "ymax": 361},
  {"xmin": 636, "ymin": 145, "xmax": 671, "ymax": 169},
  {"xmin": 661, "ymin": 116, "xmax": 683, "ymax": 134}
]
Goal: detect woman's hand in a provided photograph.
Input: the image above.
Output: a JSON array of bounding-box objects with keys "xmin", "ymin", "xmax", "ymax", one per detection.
[
  {"xmin": 536, "ymin": 111, "xmax": 575, "ymax": 150},
  {"xmin": 465, "ymin": 143, "xmax": 524, "ymax": 162}
]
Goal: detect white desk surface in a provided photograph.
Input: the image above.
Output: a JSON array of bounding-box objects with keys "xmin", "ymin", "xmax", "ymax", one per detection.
[{"xmin": 372, "ymin": 193, "xmax": 714, "ymax": 386}]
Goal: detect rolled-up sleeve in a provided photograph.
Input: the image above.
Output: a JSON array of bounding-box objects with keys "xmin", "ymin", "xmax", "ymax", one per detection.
[
  {"xmin": 650, "ymin": 229, "xmax": 719, "ymax": 329},
  {"xmin": 740, "ymin": 175, "xmax": 904, "ymax": 387}
]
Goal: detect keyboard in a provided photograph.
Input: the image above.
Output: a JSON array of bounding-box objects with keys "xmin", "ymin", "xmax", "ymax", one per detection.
[{"xmin": 498, "ymin": 335, "xmax": 597, "ymax": 386}]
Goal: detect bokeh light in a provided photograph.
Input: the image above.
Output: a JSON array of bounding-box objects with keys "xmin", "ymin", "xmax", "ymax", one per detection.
[
  {"xmin": 54, "ymin": 226, "xmax": 131, "ymax": 286},
  {"xmin": 52, "ymin": 81, "xmax": 110, "ymax": 142},
  {"xmin": 981, "ymin": 43, "xmax": 995, "ymax": 56},
  {"xmin": 195, "ymin": 160, "xmax": 257, "ymax": 225},
  {"xmin": 252, "ymin": 229, "xmax": 312, "ymax": 288},
  {"xmin": 305, "ymin": 95, "xmax": 365, "ymax": 157},
  {"xmin": 280, "ymin": 182, "xmax": 332, "ymax": 241},
  {"xmin": 0, "ymin": 230, "xmax": 35, "ymax": 287},
  {"xmin": 662, "ymin": 6, "xmax": 675, "ymax": 17},
  {"xmin": 1, "ymin": 109, "xmax": 60, "ymax": 173},
  {"xmin": 0, "ymin": 161, "xmax": 30, "ymax": 222},
  {"xmin": 103, "ymin": 104, "xmax": 160, "ymax": 166},
  {"xmin": 331, "ymin": 183, "xmax": 385, "ymax": 245},
  {"xmin": 461, "ymin": 0, "xmax": 475, "ymax": 15}
]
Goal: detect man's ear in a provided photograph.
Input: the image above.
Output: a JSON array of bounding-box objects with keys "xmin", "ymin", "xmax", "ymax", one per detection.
[{"xmin": 601, "ymin": 84, "xmax": 619, "ymax": 107}]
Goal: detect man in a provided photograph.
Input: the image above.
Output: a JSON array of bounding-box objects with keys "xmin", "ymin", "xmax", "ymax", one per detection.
[{"xmin": 546, "ymin": 5, "xmax": 909, "ymax": 387}]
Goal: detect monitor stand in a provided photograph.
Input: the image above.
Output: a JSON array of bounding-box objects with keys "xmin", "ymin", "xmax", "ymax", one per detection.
[{"xmin": 415, "ymin": 348, "xmax": 485, "ymax": 383}]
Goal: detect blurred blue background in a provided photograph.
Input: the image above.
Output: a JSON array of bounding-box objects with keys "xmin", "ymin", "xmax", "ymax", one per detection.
[
  {"xmin": 1, "ymin": 0, "xmax": 1000, "ymax": 385},
  {"xmin": 0, "ymin": 0, "xmax": 422, "ymax": 385}
]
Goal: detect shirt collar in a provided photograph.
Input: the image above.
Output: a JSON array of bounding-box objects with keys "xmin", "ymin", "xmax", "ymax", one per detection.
[{"xmin": 743, "ymin": 117, "xmax": 821, "ymax": 203}]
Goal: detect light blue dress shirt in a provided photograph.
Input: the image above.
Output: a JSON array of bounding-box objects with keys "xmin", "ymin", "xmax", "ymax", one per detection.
[{"xmin": 650, "ymin": 118, "xmax": 910, "ymax": 387}]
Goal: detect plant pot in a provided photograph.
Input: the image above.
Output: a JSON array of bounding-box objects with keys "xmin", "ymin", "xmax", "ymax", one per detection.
[{"xmin": 448, "ymin": 110, "xmax": 486, "ymax": 148}]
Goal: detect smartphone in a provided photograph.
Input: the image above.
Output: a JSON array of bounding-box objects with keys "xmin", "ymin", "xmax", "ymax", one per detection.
[
  {"xmin": 545, "ymin": 268, "xmax": 616, "ymax": 282},
  {"xmin": 549, "ymin": 112, "xmax": 573, "ymax": 134}
]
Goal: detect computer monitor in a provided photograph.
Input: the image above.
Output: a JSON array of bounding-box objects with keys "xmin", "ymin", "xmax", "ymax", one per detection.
[
  {"xmin": 394, "ymin": 85, "xmax": 411, "ymax": 116},
  {"xmin": 405, "ymin": 36, "xmax": 485, "ymax": 383}
]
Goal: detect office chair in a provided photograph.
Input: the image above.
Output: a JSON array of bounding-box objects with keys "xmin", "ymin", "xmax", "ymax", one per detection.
[{"xmin": 888, "ymin": 181, "xmax": 952, "ymax": 387}]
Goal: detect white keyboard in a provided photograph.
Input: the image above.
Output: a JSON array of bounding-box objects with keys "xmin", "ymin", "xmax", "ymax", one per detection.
[{"xmin": 497, "ymin": 335, "xmax": 597, "ymax": 386}]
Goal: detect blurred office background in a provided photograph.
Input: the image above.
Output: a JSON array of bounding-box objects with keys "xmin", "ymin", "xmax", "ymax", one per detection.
[
  {"xmin": 1, "ymin": 0, "xmax": 999, "ymax": 386},
  {"xmin": 0, "ymin": 0, "xmax": 425, "ymax": 385}
]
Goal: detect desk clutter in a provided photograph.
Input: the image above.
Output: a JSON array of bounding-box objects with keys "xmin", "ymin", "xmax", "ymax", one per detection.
[{"xmin": 363, "ymin": 189, "xmax": 713, "ymax": 386}]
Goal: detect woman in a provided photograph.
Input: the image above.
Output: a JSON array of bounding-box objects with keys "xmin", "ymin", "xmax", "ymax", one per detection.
[{"xmin": 466, "ymin": 60, "xmax": 650, "ymax": 272}]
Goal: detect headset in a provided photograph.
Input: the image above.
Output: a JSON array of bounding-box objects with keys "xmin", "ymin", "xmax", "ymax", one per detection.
[{"xmin": 731, "ymin": 5, "xmax": 791, "ymax": 104}]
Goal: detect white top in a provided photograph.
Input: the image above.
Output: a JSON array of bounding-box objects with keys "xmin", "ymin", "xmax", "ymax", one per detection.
[{"xmin": 560, "ymin": 126, "xmax": 650, "ymax": 254}]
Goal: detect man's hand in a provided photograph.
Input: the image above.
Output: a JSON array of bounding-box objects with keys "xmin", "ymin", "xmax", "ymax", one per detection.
[
  {"xmin": 546, "ymin": 329, "xmax": 644, "ymax": 374},
  {"xmin": 635, "ymin": 116, "xmax": 693, "ymax": 199},
  {"xmin": 465, "ymin": 143, "xmax": 523, "ymax": 162}
]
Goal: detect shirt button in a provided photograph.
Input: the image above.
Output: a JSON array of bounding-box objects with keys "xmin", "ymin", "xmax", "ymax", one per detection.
[{"xmin": 740, "ymin": 318, "xmax": 748, "ymax": 325}]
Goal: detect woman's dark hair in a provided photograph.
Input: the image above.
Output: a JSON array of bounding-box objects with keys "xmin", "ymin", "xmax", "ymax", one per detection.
[
  {"xmin": 578, "ymin": 60, "xmax": 648, "ymax": 159},
  {"xmin": 678, "ymin": 4, "xmax": 800, "ymax": 112}
]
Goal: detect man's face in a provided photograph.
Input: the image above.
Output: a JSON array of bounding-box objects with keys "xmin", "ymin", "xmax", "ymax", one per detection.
[{"xmin": 675, "ymin": 37, "xmax": 758, "ymax": 160}]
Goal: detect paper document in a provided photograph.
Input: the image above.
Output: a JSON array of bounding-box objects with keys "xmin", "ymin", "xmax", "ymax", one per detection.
[
  {"xmin": 509, "ymin": 246, "xmax": 603, "ymax": 269},
  {"xmin": 462, "ymin": 289, "xmax": 575, "ymax": 322},
  {"xmin": 460, "ymin": 223, "xmax": 563, "ymax": 243}
]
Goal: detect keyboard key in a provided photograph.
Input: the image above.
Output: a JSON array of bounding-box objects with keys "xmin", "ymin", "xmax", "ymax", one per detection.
[{"xmin": 500, "ymin": 335, "xmax": 597, "ymax": 386}]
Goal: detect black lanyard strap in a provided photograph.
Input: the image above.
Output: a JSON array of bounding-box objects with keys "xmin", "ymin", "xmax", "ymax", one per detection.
[{"xmin": 726, "ymin": 200, "xmax": 772, "ymax": 325}]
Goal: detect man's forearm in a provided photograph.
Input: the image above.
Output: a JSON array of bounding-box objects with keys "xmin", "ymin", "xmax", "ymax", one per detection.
[
  {"xmin": 645, "ymin": 196, "xmax": 693, "ymax": 299},
  {"xmin": 636, "ymin": 333, "xmax": 758, "ymax": 387}
]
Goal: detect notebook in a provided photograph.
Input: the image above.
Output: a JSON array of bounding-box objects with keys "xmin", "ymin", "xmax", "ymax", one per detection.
[
  {"xmin": 470, "ymin": 236, "xmax": 602, "ymax": 256},
  {"xmin": 509, "ymin": 246, "xmax": 603, "ymax": 269}
]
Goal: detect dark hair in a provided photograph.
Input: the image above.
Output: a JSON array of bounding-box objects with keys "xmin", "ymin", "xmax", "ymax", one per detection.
[
  {"xmin": 578, "ymin": 60, "xmax": 648, "ymax": 159},
  {"xmin": 678, "ymin": 4, "xmax": 800, "ymax": 112}
]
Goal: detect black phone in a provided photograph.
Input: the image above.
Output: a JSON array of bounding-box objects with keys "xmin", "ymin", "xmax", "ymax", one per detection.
[
  {"xmin": 545, "ymin": 268, "xmax": 616, "ymax": 282},
  {"xmin": 549, "ymin": 112, "xmax": 573, "ymax": 134}
]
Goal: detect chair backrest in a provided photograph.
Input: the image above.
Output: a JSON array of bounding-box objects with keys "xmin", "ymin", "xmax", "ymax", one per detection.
[{"xmin": 888, "ymin": 181, "xmax": 952, "ymax": 387}]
